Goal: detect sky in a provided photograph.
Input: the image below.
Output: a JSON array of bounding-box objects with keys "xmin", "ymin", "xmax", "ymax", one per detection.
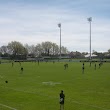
[{"xmin": 0, "ymin": 0, "xmax": 110, "ymax": 52}]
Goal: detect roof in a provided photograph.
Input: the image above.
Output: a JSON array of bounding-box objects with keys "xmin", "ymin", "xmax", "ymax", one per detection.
[{"xmin": 85, "ymin": 53, "xmax": 97, "ymax": 58}]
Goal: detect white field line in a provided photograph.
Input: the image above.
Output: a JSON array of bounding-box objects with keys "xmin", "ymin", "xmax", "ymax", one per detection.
[
  {"xmin": 0, "ymin": 103, "xmax": 17, "ymax": 110},
  {"xmin": 1, "ymin": 86, "xmax": 110, "ymax": 110}
]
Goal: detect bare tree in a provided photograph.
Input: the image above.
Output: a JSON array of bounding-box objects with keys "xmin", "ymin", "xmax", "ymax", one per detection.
[
  {"xmin": 0, "ymin": 45, "xmax": 8, "ymax": 54},
  {"xmin": 108, "ymin": 49, "xmax": 110, "ymax": 53},
  {"xmin": 52, "ymin": 43, "xmax": 59, "ymax": 55},
  {"xmin": 24, "ymin": 44, "xmax": 36, "ymax": 57},
  {"xmin": 8, "ymin": 41, "xmax": 27, "ymax": 56},
  {"xmin": 42, "ymin": 41, "xmax": 52, "ymax": 56},
  {"xmin": 61, "ymin": 46, "xmax": 68, "ymax": 54},
  {"xmin": 35, "ymin": 43, "xmax": 43, "ymax": 57}
]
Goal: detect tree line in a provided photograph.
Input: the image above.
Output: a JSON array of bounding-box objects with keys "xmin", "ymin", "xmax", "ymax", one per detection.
[
  {"xmin": 0, "ymin": 41, "xmax": 69, "ymax": 60},
  {"xmin": 0, "ymin": 41, "xmax": 110, "ymax": 60}
]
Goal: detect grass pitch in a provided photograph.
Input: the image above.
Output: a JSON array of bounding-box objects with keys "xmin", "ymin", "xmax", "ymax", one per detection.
[{"xmin": 0, "ymin": 61, "xmax": 110, "ymax": 110}]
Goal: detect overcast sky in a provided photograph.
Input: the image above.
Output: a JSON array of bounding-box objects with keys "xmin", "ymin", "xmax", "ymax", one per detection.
[{"xmin": 0, "ymin": 0, "xmax": 110, "ymax": 52}]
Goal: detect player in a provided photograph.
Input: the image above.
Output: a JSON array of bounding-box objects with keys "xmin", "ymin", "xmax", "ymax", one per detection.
[
  {"xmin": 66, "ymin": 64, "xmax": 68, "ymax": 68},
  {"xmin": 5, "ymin": 80, "xmax": 8, "ymax": 83},
  {"xmin": 64, "ymin": 64, "xmax": 68, "ymax": 70},
  {"xmin": 59, "ymin": 90, "xmax": 65, "ymax": 110},
  {"xmin": 21, "ymin": 67, "xmax": 23, "ymax": 73},
  {"xmin": 99, "ymin": 63, "xmax": 101, "ymax": 68},
  {"xmin": 64, "ymin": 64, "xmax": 66, "ymax": 70},
  {"xmin": 82, "ymin": 65, "xmax": 85, "ymax": 74}
]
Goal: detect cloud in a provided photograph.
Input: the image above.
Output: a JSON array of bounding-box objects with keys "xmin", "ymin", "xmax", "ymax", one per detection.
[{"xmin": 0, "ymin": 0, "xmax": 110, "ymax": 52}]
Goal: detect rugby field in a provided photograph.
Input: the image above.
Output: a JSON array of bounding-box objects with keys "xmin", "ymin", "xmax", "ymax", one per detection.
[{"xmin": 0, "ymin": 61, "xmax": 110, "ymax": 110}]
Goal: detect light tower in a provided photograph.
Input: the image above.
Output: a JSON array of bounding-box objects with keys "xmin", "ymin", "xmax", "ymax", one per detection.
[
  {"xmin": 87, "ymin": 17, "xmax": 92, "ymax": 60},
  {"xmin": 58, "ymin": 23, "xmax": 61, "ymax": 59}
]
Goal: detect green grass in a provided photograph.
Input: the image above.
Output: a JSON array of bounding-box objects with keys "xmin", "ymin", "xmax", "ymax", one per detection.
[{"xmin": 0, "ymin": 61, "xmax": 110, "ymax": 110}]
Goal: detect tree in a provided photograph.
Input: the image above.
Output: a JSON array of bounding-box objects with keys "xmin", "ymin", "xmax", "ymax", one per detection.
[
  {"xmin": 0, "ymin": 40, "xmax": 69, "ymax": 59},
  {"xmin": 61, "ymin": 46, "xmax": 68, "ymax": 54},
  {"xmin": 92, "ymin": 50, "xmax": 98, "ymax": 55},
  {"xmin": 82, "ymin": 52, "xmax": 88, "ymax": 56},
  {"xmin": 8, "ymin": 41, "xmax": 27, "ymax": 59},
  {"xmin": 52, "ymin": 43, "xmax": 59, "ymax": 55},
  {"xmin": 108, "ymin": 49, "xmax": 110, "ymax": 53},
  {"xmin": 24, "ymin": 44, "xmax": 36, "ymax": 57},
  {"xmin": 41, "ymin": 41, "xmax": 52, "ymax": 56},
  {"xmin": 35, "ymin": 43, "xmax": 43, "ymax": 57},
  {"xmin": 0, "ymin": 45, "xmax": 8, "ymax": 54},
  {"xmin": 0, "ymin": 45, "xmax": 10, "ymax": 57},
  {"xmin": 25, "ymin": 44, "xmax": 35, "ymax": 54}
]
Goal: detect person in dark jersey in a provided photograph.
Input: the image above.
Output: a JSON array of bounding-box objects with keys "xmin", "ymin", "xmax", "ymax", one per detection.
[
  {"xmin": 64, "ymin": 64, "xmax": 66, "ymax": 70},
  {"xmin": 21, "ymin": 67, "xmax": 23, "ymax": 73},
  {"xmin": 59, "ymin": 90, "xmax": 65, "ymax": 110},
  {"xmin": 82, "ymin": 66, "xmax": 84, "ymax": 73},
  {"xmin": 64, "ymin": 64, "xmax": 68, "ymax": 70},
  {"xmin": 99, "ymin": 63, "xmax": 101, "ymax": 68},
  {"xmin": 90, "ymin": 61, "xmax": 92, "ymax": 67}
]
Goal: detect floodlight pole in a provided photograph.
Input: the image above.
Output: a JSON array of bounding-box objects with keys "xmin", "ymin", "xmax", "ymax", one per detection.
[
  {"xmin": 58, "ymin": 23, "xmax": 61, "ymax": 59},
  {"xmin": 60, "ymin": 24, "xmax": 61, "ymax": 59},
  {"xmin": 87, "ymin": 17, "xmax": 92, "ymax": 60}
]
